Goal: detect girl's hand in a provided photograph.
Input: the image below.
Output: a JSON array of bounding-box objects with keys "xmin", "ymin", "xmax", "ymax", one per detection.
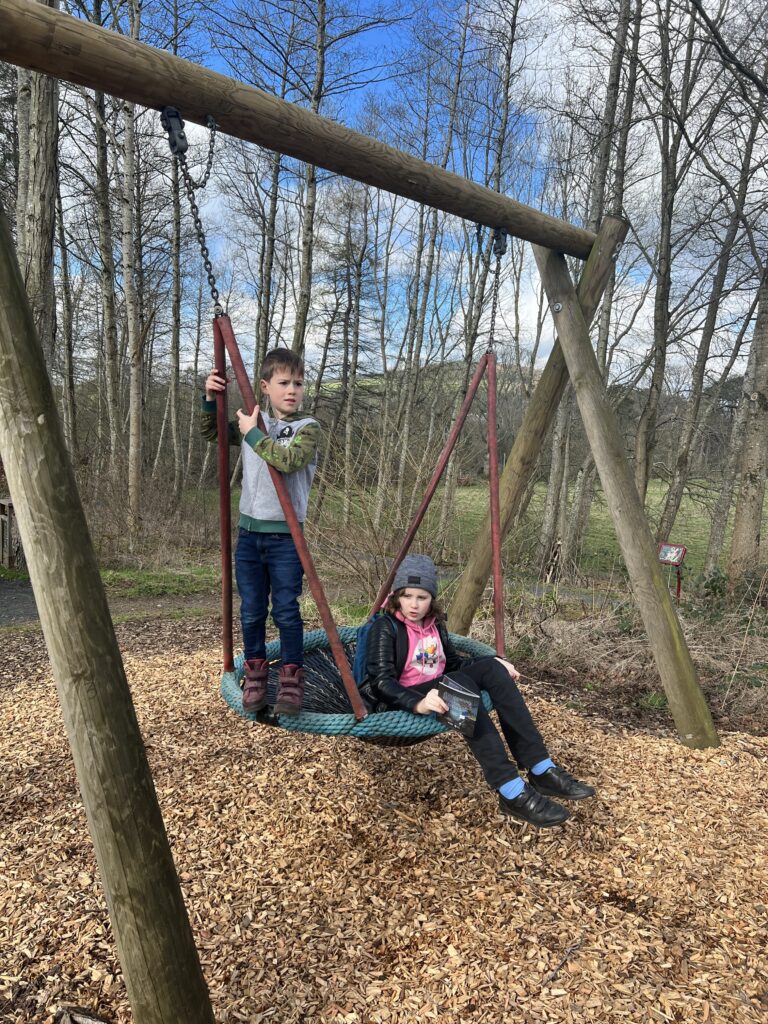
[
  {"xmin": 237, "ymin": 406, "xmax": 261, "ymax": 435},
  {"xmin": 495, "ymin": 657, "xmax": 520, "ymax": 680},
  {"xmin": 414, "ymin": 689, "xmax": 449, "ymax": 715},
  {"xmin": 205, "ymin": 370, "xmax": 227, "ymax": 400}
]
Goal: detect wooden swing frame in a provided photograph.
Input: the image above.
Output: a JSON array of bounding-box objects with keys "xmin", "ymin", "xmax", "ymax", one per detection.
[{"xmin": 0, "ymin": 2, "xmax": 720, "ymax": 1021}]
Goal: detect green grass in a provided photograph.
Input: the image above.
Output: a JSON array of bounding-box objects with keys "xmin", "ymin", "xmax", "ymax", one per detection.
[
  {"xmin": 0, "ymin": 566, "xmax": 29, "ymax": 581},
  {"xmin": 279, "ymin": 477, "xmax": 733, "ymax": 580},
  {"xmin": 99, "ymin": 566, "xmax": 219, "ymax": 598},
  {"xmin": 148, "ymin": 470, "xmax": 768, "ymax": 604},
  {"xmin": 1, "ymin": 562, "xmax": 218, "ymax": 598},
  {"xmin": 637, "ymin": 690, "xmax": 669, "ymax": 711}
]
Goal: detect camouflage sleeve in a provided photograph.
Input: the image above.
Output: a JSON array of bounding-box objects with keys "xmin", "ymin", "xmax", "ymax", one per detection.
[
  {"xmin": 243, "ymin": 420, "xmax": 321, "ymax": 473},
  {"xmin": 200, "ymin": 397, "xmax": 240, "ymax": 447}
]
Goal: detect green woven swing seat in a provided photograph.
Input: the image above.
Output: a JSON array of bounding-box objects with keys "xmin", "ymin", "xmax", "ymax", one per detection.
[{"xmin": 220, "ymin": 627, "xmax": 495, "ymax": 745}]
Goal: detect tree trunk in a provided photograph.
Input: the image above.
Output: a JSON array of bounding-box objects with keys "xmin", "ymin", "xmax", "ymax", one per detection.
[
  {"xmin": 91, "ymin": 83, "xmax": 121, "ymax": 472},
  {"xmin": 291, "ymin": 0, "xmax": 326, "ymax": 354},
  {"xmin": 56, "ymin": 180, "xmax": 77, "ymax": 457},
  {"xmin": 256, "ymin": 150, "xmax": 282, "ymax": 366},
  {"xmin": 727, "ymin": 267, "xmax": 768, "ymax": 579},
  {"xmin": 169, "ymin": 157, "xmax": 183, "ymax": 503},
  {"xmin": 121, "ymin": 3, "xmax": 142, "ymax": 545},
  {"xmin": 185, "ymin": 280, "xmax": 204, "ymax": 484},
  {"xmin": 634, "ymin": 3, "xmax": 698, "ymax": 501},
  {"xmin": 656, "ymin": 66, "xmax": 766, "ymax": 542},
  {"xmin": 586, "ymin": 0, "xmax": 631, "ymax": 233},
  {"xmin": 14, "ymin": 23, "xmax": 58, "ymax": 364},
  {"xmin": 372, "ymin": 196, "xmax": 400, "ymax": 532},
  {"xmin": 538, "ymin": 395, "xmax": 570, "ymax": 571},
  {"xmin": 342, "ymin": 196, "xmax": 367, "ymax": 528}
]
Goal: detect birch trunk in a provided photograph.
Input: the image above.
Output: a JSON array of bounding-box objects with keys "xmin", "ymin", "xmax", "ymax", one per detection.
[
  {"xmin": 91, "ymin": 82, "xmax": 121, "ymax": 471},
  {"xmin": 122, "ymin": 3, "xmax": 142, "ymax": 546},
  {"xmin": 538, "ymin": 397, "xmax": 569, "ymax": 570},
  {"xmin": 342, "ymin": 196, "xmax": 367, "ymax": 528},
  {"xmin": 55, "ymin": 181, "xmax": 77, "ymax": 456},
  {"xmin": 185, "ymin": 280, "xmax": 204, "ymax": 483},
  {"xmin": 292, "ymin": 0, "xmax": 326, "ymax": 354},
  {"xmin": 634, "ymin": 4, "xmax": 699, "ymax": 500},
  {"xmin": 657, "ymin": 72, "xmax": 765, "ymax": 542},
  {"xmin": 257, "ymin": 151, "xmax": 282, "ymax": 367},
  {"xmin": 169, "ymin": 157, "xmax": 183, "ymax": 502}
]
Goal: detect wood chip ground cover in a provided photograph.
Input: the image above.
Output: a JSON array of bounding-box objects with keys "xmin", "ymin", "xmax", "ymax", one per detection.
[{"xmin": 1, "ymin": 618, "xmax": 767, "ymax": 1023}]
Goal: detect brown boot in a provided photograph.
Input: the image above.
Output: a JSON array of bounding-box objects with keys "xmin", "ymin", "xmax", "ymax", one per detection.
[
  {"xmin": 274, "ymin": 664, "xmax": 305, "ymax": 715},
  {"xmin": 242, "ymin": 658, "xmax": 269, "ymax": 712}
]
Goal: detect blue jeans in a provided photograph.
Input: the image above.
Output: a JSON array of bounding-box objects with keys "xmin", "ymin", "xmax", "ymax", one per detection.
[{"xmin": 235, "ymin": 530, "xmax": 304, "ymax": 665}]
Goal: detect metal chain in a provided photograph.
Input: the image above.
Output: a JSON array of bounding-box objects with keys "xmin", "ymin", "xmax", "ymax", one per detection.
[
  {"xmin": 186, "ymin": 115, "xmax": 218, "ymax": 189},
  {"xmin": 175, "ymin": 115, "xmax": 221, "ymax": 311},
  {"xmin": 486, "ymin": 228, "xmax": 507, "ymax": 352}
]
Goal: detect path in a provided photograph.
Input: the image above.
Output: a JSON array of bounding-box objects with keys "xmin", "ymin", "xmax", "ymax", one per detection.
[
  {"xmin": 0, "ymin": 579, "xmax": 38, "ymax": 625},
  {"xmin": 0, "ymin": 577, "xmax": 225, "ymax": 628}
]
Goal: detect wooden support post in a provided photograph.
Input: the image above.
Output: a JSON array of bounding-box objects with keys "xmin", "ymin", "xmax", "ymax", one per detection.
[
  {"xmin": 0, "ymin": 0, "xmax": 596, "ymax": 260},
  {"xmin": 0, "ymin": 208, "xmax": 216, "ymax": 1021},
  {"xmin": 486, "ymin": 352, "xmax": 505, "ymax": 656},
  {"xmin": 532, "ymin": 244, "xmax": 719, "ymax": 750},
  {"xmin": 450, "ymin": 216, "xmax": 628, "ymax": 635}
]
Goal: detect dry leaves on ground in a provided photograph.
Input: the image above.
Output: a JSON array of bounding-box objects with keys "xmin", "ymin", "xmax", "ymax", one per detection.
[{"xmin": 1, "ymin": 618, "xmax": 767, "ymax": 1023}]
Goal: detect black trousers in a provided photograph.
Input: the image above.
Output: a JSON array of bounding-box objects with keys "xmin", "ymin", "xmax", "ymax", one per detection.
[{"xmin": 409, "ymin": 657, "xmax": 550, "ymax": 790}]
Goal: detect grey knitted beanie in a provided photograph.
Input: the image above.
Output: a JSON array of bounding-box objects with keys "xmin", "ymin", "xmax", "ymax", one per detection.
[{"xmin": 392, "ymin": 554, "xmax": 438, "ymax": 597}]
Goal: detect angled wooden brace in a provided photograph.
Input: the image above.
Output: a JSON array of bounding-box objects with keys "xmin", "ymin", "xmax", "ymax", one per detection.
[{"xmin": 531, "ymin": 244, "xmax": 719, "ymax": 750}]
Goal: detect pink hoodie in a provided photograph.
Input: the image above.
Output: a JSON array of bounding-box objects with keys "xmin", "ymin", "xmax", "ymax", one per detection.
[{"xmin": 395, "ymin": 611, "xmax": 446, "ymax": 687}]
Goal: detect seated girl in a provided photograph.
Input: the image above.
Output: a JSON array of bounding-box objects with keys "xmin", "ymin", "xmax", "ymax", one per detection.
[{"xmin": 363, "ymin": 554, "xmax": 595, "ymax": 828}]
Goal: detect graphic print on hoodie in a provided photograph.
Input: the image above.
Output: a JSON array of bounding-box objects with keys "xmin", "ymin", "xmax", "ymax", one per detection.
[{"xmin": 396, "ymin": 612, "xmax": 446, "ymax": 688}]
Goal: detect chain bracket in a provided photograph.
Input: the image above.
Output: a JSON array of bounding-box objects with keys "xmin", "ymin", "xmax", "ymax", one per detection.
[{"xmin": 160, "ymin": 106, "xmax": 188, "ymax": 156}]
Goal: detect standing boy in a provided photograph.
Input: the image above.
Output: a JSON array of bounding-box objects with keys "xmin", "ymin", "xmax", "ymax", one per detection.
[{"xmin": 202, "ymin": 349, "xmax": 320, "ymax": 714}]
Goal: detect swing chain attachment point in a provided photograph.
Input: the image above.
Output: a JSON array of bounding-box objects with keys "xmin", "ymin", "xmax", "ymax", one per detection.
[
  {"xmin": 161, "ymin": 106, "xmax": 221, "ymax": 312},
  {"xmin": 487, "ymin": 227, "xmax": 507, "ymax": 352}
]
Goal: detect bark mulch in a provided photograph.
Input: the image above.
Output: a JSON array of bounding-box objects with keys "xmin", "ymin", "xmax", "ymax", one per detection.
[{"xmin": 1, "ymin": 618, "xmax": 767, "ymax": 1023}]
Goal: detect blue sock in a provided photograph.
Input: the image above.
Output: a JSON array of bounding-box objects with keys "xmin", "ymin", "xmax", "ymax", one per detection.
[
  {"xmin": 530, "ymin": 758, "xmax": 556, "ymax": 776},
  {"xmin": 499, "ymin": 777, "xmax": 525, "ymax": 800}
]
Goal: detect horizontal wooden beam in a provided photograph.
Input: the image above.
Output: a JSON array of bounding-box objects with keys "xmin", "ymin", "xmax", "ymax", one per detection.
[{"xmin": 0, "ymin": 0, "xmax": 597, "ymax": 259}]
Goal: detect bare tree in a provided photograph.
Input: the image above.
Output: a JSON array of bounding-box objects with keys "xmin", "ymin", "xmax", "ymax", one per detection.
[{"xmin": 727, "ymin": 265, "xmax": 768, "ymax": 578}]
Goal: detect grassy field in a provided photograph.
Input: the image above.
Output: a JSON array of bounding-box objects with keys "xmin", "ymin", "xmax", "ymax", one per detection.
[
  {"xmin": 4, "ymin": 476, "xmax": 761, "ymax": 596},
  {"xmin": 0, "ymin": 563, "xmax": 220, "ymax": 598},
  {"xmin": 307, "ymin": 477, "xmax": 764, "ymax": 582}
]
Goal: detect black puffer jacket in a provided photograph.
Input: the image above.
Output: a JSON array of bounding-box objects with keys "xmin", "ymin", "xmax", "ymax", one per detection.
[{"xmin": 362, "ymin": 613, "xmax": 466, "ymax": 712}]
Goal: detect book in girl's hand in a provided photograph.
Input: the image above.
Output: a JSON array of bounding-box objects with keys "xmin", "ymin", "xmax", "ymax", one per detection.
[{"xmin": 436, "ymin": 674, "xmax": 480, "ymax": 737}]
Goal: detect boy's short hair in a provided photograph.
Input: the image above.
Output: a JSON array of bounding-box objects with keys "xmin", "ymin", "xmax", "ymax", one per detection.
[{"xmin": 259, "ymin": 347, "xmax": 304, "ymax": 382}]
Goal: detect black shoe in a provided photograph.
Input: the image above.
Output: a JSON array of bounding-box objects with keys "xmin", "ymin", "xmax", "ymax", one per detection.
[
  {"xmin": 529, "ymin": 766, "xmax": 595, "ymax": 801},
  {"xmin": 499, "ymin": 784, "xmax": 570, "ymax": 828}
]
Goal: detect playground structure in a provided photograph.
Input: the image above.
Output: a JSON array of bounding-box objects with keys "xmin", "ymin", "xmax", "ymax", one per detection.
[{"xmin": 0, "ymin": 1, "xmax": 720, "ymax": 1021}]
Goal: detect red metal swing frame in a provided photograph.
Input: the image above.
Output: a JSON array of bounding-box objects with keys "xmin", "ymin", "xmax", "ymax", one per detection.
[{"xmin": 212, "ymin": 314, "xmax": 506, "ymax": 722}]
